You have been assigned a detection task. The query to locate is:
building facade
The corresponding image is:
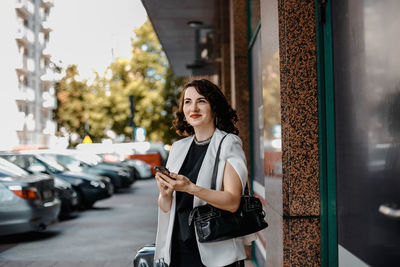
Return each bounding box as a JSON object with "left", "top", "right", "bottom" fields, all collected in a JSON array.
[
  {"left": 142, "top": 0, "right": 400, "bottom": 266},
  {"left": 0, "top": 0, "right": 56, "bottom": 150}
]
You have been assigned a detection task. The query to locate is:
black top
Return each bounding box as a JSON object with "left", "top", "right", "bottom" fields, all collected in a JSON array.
[
  {"left": 170, "top": 140, "right": 209, "bottom": 267},
  {"left": 175, "top": 140, "right": 209, "bottom": 239},
  {"left": 176, "top": 141, "right": 209, "bottom": 212}
]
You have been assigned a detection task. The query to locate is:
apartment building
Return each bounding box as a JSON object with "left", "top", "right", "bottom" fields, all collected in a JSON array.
[{"left": 0, "top": 0, "right": 56, "bottom": 150}]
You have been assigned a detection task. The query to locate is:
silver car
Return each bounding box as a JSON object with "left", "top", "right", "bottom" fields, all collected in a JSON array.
[{"left": 0, "top": 158, "right": 61, "bottom": 236}]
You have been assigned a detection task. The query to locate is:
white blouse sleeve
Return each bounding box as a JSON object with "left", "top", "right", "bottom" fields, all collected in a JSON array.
[{"left": 223, "top": 134, "right": 248, "bottom": 193}]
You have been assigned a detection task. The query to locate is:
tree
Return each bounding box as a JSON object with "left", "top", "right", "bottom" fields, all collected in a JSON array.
[
  {"left": 262, "top": 51, "right": 281, "bottom": 139},
  {"left": 53, "top": 65, "right": 88, "bottom": 142},
  {"left": 99, "top": 20, "right": 183, "bottom": 143},
  {"left": 153, "top": 68, "right": 185, "bottom": 144},
  {"left": 54, "top": 20, "right": 185, "bottom": 144},
  {"left": 85, "top": 72, "right": 112, "bottom": 142}
]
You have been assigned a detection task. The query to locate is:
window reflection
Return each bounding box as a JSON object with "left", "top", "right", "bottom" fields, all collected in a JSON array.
[
  {"left": 258, "top": 0, "right": 282, "bottom": 266},
  {"left": 261, "top": 1, "right": 281, "bottom": 178}
]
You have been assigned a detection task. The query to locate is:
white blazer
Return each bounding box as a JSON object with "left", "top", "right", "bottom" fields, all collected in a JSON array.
[{"left": 154, "top": 128, "right": 252, "bottom": 267}]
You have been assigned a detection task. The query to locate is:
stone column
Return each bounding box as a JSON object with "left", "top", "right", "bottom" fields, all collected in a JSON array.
[
  {"left": 230, "top": 0, "right": 250, "bottom": 163},
  {"left": 218, "top": 0, "right": 231, "bottom": 100},
  {"left": 278, "top": 0, "right": 321, "bottom": 265}
]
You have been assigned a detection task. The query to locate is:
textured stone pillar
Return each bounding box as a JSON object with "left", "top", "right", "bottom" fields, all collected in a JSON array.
[
  {"left": 219, "top": 0, "right": 231, "bottom": 100},
  {"left": 278, "top": 0, "right": 321, "bottom": 265},
  {"left": 230, "top": 0, "right": 250, "bottom": 162}
]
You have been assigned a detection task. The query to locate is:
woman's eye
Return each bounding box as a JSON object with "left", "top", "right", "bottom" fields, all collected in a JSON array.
[
  {"left": 198, "top": 99, "right": 206, "bottom": 103},
  {"left": 184, "top": 100, "right": 191, "bottom": 104}
]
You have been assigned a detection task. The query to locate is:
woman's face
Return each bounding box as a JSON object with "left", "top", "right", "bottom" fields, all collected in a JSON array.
[{"left": 183, "top": 87, "right": 214, "bottom": 130}]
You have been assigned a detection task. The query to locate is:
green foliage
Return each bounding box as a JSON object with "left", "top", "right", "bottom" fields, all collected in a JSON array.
[
  {"left": 53, "top": 65, "right": 88, "bottom": 140},
  {"left": 263, "top": 51, "right": 281, "bottom": 139},
  {"left": 54, "top": 20, "right": 185, "bottom": 145},
  {"left": 155, "top": 68, "right": 185, "bottom": 143}
]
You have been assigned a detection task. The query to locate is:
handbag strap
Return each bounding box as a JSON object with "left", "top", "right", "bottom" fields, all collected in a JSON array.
[
  {"left": 210, "top": 134, "right": 251, "bottom": 195},
  {"left": 210, "top": 134, "right": 228, "bottom": 190}
]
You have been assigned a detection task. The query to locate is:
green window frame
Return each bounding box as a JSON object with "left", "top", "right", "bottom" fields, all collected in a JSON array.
[{"left": 315, "top": 1, "right": 338, "bottom": 266}]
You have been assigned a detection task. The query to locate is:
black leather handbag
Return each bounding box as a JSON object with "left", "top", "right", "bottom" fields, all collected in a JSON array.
[{"left": 188, "top": 135, "right": 268, "bottom": 243}]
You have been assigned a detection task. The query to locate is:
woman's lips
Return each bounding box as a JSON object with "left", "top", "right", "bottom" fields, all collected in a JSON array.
[{"left": 190, "top": 114, "right": 201, "bottom": 118}]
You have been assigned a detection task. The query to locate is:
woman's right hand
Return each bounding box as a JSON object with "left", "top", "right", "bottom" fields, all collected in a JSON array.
[
  {"left": 155, "top": 172, "right": 174, "bottom": 213},
  {"left": 155, "top": 172, "right": 174, "bottom": 197}
]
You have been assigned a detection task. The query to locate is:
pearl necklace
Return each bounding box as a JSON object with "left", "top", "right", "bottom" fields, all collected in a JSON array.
[{"left": 194, "top": 136, "right": 212, "bottom": 145}]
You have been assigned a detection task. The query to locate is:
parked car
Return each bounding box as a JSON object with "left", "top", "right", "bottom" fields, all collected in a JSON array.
[
  {"left": 77, "top": 142, "right": 166, "bottom": 177},
  {"left": 53, "top": 176, "right": 79, "bottom": 218},
  {"left": 0, "top": 158, "right": 61, "bottom": 236},
  {"left": 0, "top": 152, "right": 113, "bottom": 209},
  {"left": 74, "top": 151, "right": 138, "bottom": 185},
  {"left": 121, "top": 158, "right": 153, "bottom": 180},
  {"left": 41, "top": 150, "right": 136, "bottom": 189},
  {"left": 0, "top": 154, "right": 78, "bottom": 218},
  {"left": 99, "top": 153, "right": 153, "bottom": 180}
]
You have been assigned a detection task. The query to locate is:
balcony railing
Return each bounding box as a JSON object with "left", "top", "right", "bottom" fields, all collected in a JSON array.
[
  {"left": 15, "top": 61, "right": 28, "bottom": 76},
  {"left": 41, "top": 0, "right": 54, "bottom": 9},
  {"left": 41, "top": 66, "right": 53, "bottom": 79},
  {"left": 41, "top": 20, "right": 52, "bottom": 33},
  {"left": 15, "top": 86, "right": 35, "bottom": 103},
  {"left": 15, "top": 24, "right": 28, "bottom": 46},
  {"left": 42, "top": 91, "right": 56, "bottom": 109},
  {"left": 15, "top": 23, "right": 34, "bottom": 46},
  {"left": 15, "top": 112, "right": 26, "bottom": 131},
  {"left": 42, "top": 47, "right": 51, "bottom": 59},
  {"left": 15, "top": 0, "right": 34, "bottom": 18},
  {"left": 43, "top": 120, "right": 56, "bottom": 135}
]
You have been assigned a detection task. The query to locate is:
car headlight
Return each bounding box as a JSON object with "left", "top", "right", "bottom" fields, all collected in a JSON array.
[
  {"left": 90, "top": 180, "right": 105, "bottom": 188},
  {"left": 117, "top": 170, "right": 129, "bottom": 177},
  {"left": 101, "top": 176, "right": 111, "bottom": 183}
]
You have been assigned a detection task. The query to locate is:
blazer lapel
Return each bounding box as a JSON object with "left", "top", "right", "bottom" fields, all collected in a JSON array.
[{"left": 167, "top": 135, "right": 194, "bottom": 174}]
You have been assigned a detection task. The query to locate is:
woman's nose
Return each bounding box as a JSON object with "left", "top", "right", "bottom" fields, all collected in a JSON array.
[{"left": 191, "top": 102, "right": 199, "bottom": 111}]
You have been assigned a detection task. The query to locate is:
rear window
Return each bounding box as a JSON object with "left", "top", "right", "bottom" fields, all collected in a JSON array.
[{"left": 0, "top": 158, "right": 29, "bottom": 177}]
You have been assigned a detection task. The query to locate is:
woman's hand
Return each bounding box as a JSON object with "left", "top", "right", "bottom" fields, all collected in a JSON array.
[
  {"left": 156, "top": 172, "right": 194, "bottom": 193},
  {"left": 155, "top": 172, "right": 174, "bottom": 197},
  {"left": 155, "top": 171, "right": 176, "bottom": 213}
]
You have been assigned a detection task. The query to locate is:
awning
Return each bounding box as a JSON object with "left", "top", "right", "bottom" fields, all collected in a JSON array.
[{"left": 141, "top": 0, "right": 217, "bottom": 77}]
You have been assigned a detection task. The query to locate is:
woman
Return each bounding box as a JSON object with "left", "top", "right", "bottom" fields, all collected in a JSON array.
[{"left": 154, "top": 79, "right": 250, "bottom": 267}]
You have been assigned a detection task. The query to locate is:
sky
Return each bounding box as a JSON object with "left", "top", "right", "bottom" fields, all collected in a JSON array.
[{"left": 48, "top": 0, "right": 148, "bottom": 79}]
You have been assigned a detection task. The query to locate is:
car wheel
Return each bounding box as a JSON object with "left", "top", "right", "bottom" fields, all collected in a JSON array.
[
  {"left": 76, "top": 190, "right": 86, "bottom": 210},
  {"left": 134, "top": 169, "right": 141, "bottom": 180},
  {"left": 86, "top": 201, "right": 95, "bottom": 208}
]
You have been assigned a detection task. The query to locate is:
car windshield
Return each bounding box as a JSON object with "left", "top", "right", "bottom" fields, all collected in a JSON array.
[
  {"left": 73, "top": 152, "right": 102, "bottom": 166},
  {"left": 0, "top": 157, "right": 29, "bottom": 177},
  {"left": 36, "top": 155, "right": 67, "bottom": 172},
  {"left": 50, "top": 154, "right": 87, "bottom": 171}
]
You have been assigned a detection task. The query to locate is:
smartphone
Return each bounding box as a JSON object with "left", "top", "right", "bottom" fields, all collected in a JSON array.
[{"left": 154, "top": 166, "right": 170, "bottom": 176}]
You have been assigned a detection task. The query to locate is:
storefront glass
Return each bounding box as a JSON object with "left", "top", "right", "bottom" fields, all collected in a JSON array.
[
  {"left": 331, "top": 0, "right": 400, "bottom": 265},
  {"left": 249, "top": 0, "right": 282, "bottom": 265}
]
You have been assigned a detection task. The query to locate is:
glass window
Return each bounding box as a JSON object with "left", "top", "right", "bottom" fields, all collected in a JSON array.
[
  {"left": 0, "top": 158, "right": 29, "bottom": 177},
  {"left": 250, "top": 0, "right": 281, "bottom": 265},
  {"left": 35, "top": 155, "right": 66, "bottom": 173},
  {"left": 332, "top": 1, "right": 400, "bottom": 265}
]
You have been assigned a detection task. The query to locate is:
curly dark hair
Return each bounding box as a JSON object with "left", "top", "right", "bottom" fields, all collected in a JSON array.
[{"left": 173, "top": 79, "right": 239, "bottom": 136}]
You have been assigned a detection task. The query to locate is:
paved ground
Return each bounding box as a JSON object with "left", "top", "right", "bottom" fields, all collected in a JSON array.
[
  {"left": 0, "top": 179, "right": 255, "bottom": 267},
  {"left": 0, "top": 179, "right": 159, "bottom": 267}
]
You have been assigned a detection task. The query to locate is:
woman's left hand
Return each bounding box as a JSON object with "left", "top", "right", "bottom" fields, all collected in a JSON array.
[{"left": 159, "top": 172, "right": 194, "bottom": 193}]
